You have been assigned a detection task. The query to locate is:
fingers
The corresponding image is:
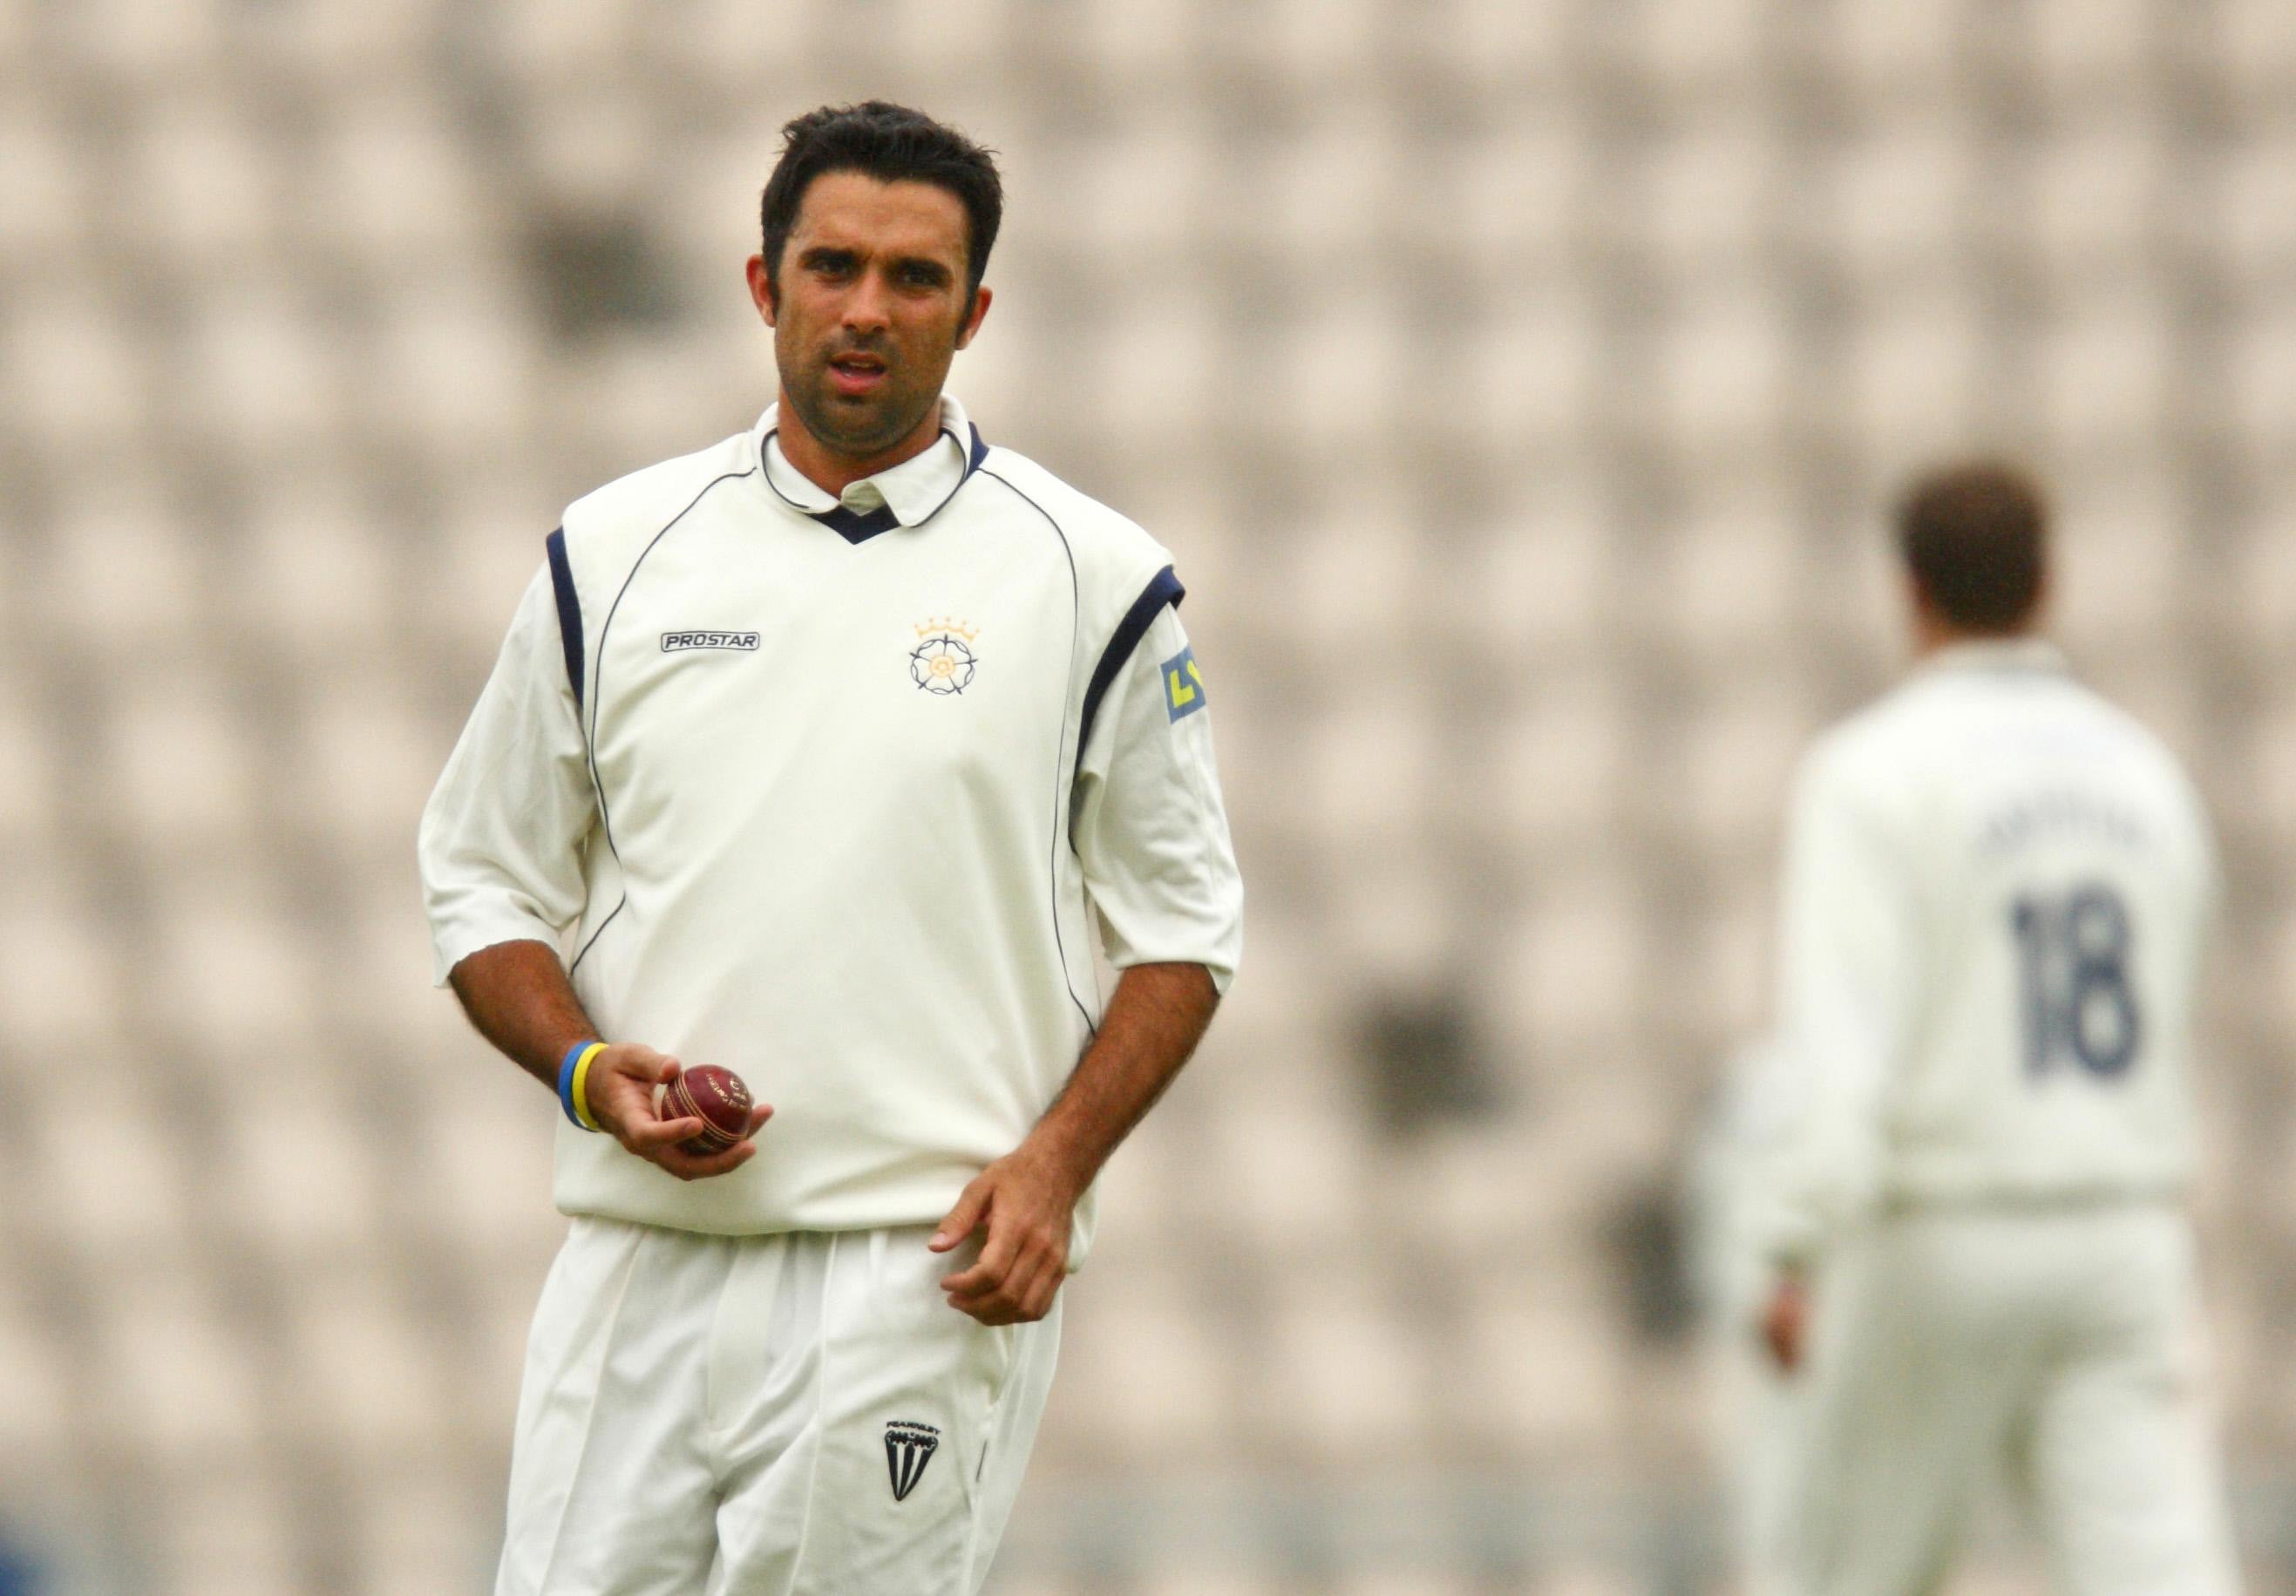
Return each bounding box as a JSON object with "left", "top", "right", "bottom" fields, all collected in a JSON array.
[
  {"left": 943, "top": 1212, "right": 1065, "bottom": 1323},
  {"left": 938, "top": 1211, "right": 1019, "bottom": 1298},
  {"left": 650, "top": 1137, "right": 759, "bottom": 1182},
  {"left": 630, "top": 1097, "right": 771, "bottom": 1180},
  {"left": 603, "top": 1045, "right": 678, "bottom": 1084},
  {"left": 948, "top": 1251, "right": 1063, "bottom": 1325},
  {"left": 627, "top": 1114, "right": 707, "bottom": 1151},
  {"left": 928, "top": 1174, "right": 992, "bottom": 1253}
]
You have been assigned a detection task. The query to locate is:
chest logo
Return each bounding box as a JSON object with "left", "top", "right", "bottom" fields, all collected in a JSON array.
[
  {"left": 661, "top": 630, "right": 759, "bottom": 653},
  {"left": 910, "top": 618, "right": 980, "bottom": 696}
]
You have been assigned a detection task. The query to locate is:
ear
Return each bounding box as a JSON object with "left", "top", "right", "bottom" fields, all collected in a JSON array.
[
  {"left": 746, "top": 255, "right": 778, "bottom": 327},
  {"left": 954, "top": 284, "right": 992, "bottom": 351}
]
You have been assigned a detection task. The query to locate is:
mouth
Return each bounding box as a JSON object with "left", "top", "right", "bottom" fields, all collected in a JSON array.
[{"left": 825, "top": 350, "right": 889, "bottom": 397}]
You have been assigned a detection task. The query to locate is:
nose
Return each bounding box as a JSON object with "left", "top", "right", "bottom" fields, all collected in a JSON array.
[{"left": 841, "top": 268, "right": 893, "bottom": 336}]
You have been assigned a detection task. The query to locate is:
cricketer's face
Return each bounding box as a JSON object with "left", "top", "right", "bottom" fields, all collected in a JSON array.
[{"left": 751, "top": 171, "right": 990, "bottom": 465}]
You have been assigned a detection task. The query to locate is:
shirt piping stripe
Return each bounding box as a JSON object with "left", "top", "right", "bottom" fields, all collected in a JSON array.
[
  {"left": 977, "top": 465, "right": 1098, "bottom": 1040},
  {"left": 545, "top": 526, "right": 584, "bottom": 712},
  {"left": 570, "top": 463, "right": 758, "bottom": 975},
  {"left": 1078, "top": 565, "right": 1185, "bottom": 758}
]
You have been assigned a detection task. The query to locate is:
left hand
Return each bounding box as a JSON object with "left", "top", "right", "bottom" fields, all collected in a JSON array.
[
  {"left": 1761, "top": 1273, "right": 1810, "bottom": 1373},
  {"left": 928, "top": 1144, "right": 1083, "bottom": 1325}
]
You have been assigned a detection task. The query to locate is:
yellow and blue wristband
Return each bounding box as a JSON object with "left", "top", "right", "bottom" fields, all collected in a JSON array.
[{"left": 557, "top": 1041, "right": 607, "bottom": 1131}]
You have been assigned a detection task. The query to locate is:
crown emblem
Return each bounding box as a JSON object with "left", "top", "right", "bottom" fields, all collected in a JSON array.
[{"left": 910, "top": 617, "right": 981, "bottom": 696}]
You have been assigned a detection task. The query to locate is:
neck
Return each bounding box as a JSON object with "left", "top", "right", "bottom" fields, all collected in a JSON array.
[
  {"left": 773, "top": 394, "right": 945, "bottom": 498},
  {"left": 1913, "top": 615, "right": 2036, "bottom": 660}
]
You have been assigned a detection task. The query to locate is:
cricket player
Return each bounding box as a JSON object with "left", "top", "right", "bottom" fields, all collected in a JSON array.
[
  {"left": 1752, "top": 463, "right": 2238, "bottom": 1595},
  {"left": 418, "top": 101, "right": 1242, "bottom": 1593}
]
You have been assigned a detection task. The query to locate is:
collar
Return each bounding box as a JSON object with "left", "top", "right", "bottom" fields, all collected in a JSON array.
[
  {"left": 755, "top": 395, "right": 988, "bottom": 544},
  {"left": 1917, "top": 636, "right": 2068, "bottom": 677}
]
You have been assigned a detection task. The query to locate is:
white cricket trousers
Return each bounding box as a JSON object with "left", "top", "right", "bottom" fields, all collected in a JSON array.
[
  {"left": 495, "top": 1217, "right": 1062, "bottom": 1596},
  {"left": 1784, "top": 1203, "right": 2238, "bottom": 1596}
]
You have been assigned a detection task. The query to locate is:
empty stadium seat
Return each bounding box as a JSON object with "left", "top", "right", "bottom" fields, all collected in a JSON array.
[
  {"left": 0, "top": 682, "right": 57, "bottom": 851},
  {"left": 90, "top": 1268, "right": 263, "bottom": 1464},
  {"left": 145, "top": 1462, "right": 301, "bottom": 1596},
  {"left": 216, "top": 1100, "right": 384, "bottom": 1263},
  {"left": 1475, "top": 676, "right": 1633, "bottom": 853},
  {"left": 275, "top": 1274, "right": 451, "bottom": 1453},
  {"left": 299, "top": 92, "right": 486, "bottom": 268},
  {"left": 2210, "top": 0, "right": 2296, "bottom": 113},
  {"left": 175, "top": 286, "right": 349, "bottom": 465},
  {"left": 2024, "top": 126, "right": 2164, "bottom": 293},
  {"left": 0, "top": 100, "right": 85, "bottom": 268},
  {"left": 145, "top": 889, "right": 324, "bottom": 1064},
  {"left": 1820, "top": 0, "right": 1965, "bottom": 105},
  {"left": 127, "top": 99, "right": 279, "bottom": 275},
  {"left": 2037, "top": 294, "right": 2175, "bottom": 457},
  {"left": 1253, "top": 1285, "right": 1430, "bottom": 1458},
  {"left": 5, "top": 289, "right": 151, "bottom": 457},
  {"left": 1056, "top": 1277, "right": 1240, "bottom": 1460}
]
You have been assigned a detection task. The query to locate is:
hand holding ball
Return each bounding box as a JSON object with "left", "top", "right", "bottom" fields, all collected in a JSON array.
[{"left": 662, "top": 1065, "right": 755, "bottom": 1155}]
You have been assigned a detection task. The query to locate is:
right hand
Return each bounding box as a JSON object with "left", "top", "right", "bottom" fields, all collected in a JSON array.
[{"left": 582, "top": 1043, "right": 772, "bottom": 1181}]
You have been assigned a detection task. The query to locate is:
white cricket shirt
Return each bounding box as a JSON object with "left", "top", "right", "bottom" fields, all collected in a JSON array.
[
  {"left": 419, "top": 397, "right": 1244, "bottom": 1252},
  {"left": 1763, "top": 640, "right": 2214, "bottom": 1263}
]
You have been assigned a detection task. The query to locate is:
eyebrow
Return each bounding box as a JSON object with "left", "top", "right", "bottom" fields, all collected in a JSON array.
[{"left": 796, "top": 244, "right": 955, "bottom": 283}]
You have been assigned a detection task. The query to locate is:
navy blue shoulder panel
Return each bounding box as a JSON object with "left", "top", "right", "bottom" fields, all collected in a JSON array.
[
  {"left": 1077, "top": 565, "right": 1185, "bottom": 757},
  {"left": 545, "top": 527, "right": 585, "bottom": 712}
]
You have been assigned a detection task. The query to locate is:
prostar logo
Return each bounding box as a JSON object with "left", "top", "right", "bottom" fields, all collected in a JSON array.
[{"left": 662, "top": 630, "right": 760, "bottom": 652}]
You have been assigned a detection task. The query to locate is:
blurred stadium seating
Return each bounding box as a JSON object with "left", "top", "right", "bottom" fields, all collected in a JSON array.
[{"left": 4, "top": 0, "right": 2296, "bottom": 1590}]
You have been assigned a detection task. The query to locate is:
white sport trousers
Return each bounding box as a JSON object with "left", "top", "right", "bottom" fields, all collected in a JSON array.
[
  {"left": 495, "top": 1218, "right": 1061, "bottom": 1595},
  {"left": 1784, "top": 1204, "right": 2238, "bottom": 1596}
]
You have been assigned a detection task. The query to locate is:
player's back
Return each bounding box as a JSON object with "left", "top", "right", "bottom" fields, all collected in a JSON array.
[{"left": 1801, "top": 640, "right": 2215, "bottom": 1207}]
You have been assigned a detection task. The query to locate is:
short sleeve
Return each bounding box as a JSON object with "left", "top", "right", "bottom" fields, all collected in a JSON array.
[
  {"left": 418, "top": 561, "right": 600, "bottom": 984},
  {"left": 1071, "top": 604, "right": 1244, "bottom": 993}
]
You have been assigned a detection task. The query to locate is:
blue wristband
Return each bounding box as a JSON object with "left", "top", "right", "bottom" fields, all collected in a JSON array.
[{"left": 557, "top": 1041, "right": 607, "bottom": 1131}]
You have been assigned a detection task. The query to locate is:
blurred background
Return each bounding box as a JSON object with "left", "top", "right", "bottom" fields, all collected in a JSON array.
[{"left": 4, "top": 0, "right": 2296, "bottom": 1590}]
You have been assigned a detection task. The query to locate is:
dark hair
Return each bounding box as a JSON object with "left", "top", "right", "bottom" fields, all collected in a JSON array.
[
  {"left": 1894, "top": 460, "right": 2048, "bottom": 633},
  {"left": 758, "top": 101, "right": 1002, "bottom": 296}
]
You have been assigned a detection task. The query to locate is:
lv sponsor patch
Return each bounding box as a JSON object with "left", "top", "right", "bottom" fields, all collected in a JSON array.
[{"left": 1162, "top": 645, "right": 1206, "bottom": 723}]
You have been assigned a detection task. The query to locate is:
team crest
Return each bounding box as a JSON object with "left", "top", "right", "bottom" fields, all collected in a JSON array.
[
  {"left": 883, "top": 1420, "right": 941, "bottom": 1502},
  {"left": 910, "top": 618, "right": 980, "bottom": 696}
]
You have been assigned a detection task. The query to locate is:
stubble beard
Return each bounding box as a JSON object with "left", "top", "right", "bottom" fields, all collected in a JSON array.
[{"left": 778, "top": 331, "right": 943, "bottom": 464}]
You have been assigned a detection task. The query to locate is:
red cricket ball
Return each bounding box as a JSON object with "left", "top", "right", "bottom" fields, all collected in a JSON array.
[{"left": 662, "top": 1065, "right": 753, "bottom": 1156}]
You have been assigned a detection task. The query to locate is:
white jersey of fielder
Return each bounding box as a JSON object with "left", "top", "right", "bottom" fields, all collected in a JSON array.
[
  {"left": 1764, "top": 638, "right": 2215, "bottom": 1263},
  {"left": 419, "top": 397, "right": 1244, "bottom": 1260}
]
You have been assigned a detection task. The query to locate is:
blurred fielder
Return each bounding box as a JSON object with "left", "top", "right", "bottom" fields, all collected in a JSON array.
[
  {"left": 1751, "top": 464, "right": 2238, "bottom": 1595},
  {"left": 419, "top": 102, "right": 1242, "bottom": 1593}
]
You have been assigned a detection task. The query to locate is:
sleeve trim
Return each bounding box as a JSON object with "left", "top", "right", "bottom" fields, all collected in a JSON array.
[
  {"left": 545, "top": 527, "right": 585, "bottom": 713},
  {"left": 1078, "top": 565, "right": 1184, "bottom": 758}
]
